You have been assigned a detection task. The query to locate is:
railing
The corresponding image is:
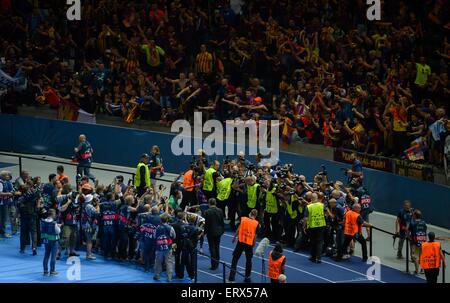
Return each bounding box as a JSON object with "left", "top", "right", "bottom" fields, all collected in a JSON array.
[
  {"left": 369, "top": 226, "right": 411, "bottom": 273},
  {"left": 196, "top": 250, "right": 250, "bottom": 283},
  {"left": 0, "top": 151, "right": 175, "bottom": 186},
  {"left": 443, "top": 250, "right": 449, "bottom": 283}
]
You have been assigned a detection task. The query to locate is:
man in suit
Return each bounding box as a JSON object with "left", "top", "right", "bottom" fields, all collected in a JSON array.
[{"left": 204, "top": 198, "right": 224, "bottom": 270}]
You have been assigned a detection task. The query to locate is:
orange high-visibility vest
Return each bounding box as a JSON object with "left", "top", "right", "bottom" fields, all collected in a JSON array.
[
  {"left": 420, "top": 242, "right": 442, "bottom": 269},
  {"left": 183, "top": 170, "right": 195, "bottom": 192},
  {"left": 344, "top": 210, "right": 361, "bottom": 236},
  {"left": 57, "top": 174, "right": 69, "bottom": 183},
  {"left": 238, "top": 217, "right": 258, "bottom": 246},
  {"left": 268, "top": 252, "right": 286, "bottom": 280}
]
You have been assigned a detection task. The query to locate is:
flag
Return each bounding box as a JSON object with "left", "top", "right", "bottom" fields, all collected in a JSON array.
[
  {"left": 57, "top": 99, "right": 79, "bottom": 121},
  {"left": 282, "top": 117, "right": 294, "bottom": 145},
  {"left": 404, "top": 144, "right": 424, "bottom": 161}
]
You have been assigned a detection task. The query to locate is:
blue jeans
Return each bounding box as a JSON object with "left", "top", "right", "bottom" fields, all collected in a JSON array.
[
  {"left": 20, "top": 215, "right": 37, "bottom": 250},
  {"left": 43, "top": 240, "right": 58, "bottom": 273},
  {"left": 143, "top": 239, "right": 156, "bottom": 271},
  {"left": 0, "top": 205, "right": 6, "bottom": 235},
  {"left": 102, "top": 227, "right": 117, "bottom": 258},
  {"left": 77, "top": 163, "right": 96, "bottom": 182},
  {"left": 160, "top": 96, "right": 171, "bottom": 108}
]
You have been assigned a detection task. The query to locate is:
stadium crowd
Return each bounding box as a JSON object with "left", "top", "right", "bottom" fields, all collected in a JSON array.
[{"left": 0, "top": 0, "right": 449, "bottom": 166}]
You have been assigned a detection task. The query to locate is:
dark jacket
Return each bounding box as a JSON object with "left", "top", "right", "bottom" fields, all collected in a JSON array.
[{"left": 204, "top": 206, "right": 225, "bottom": 237}]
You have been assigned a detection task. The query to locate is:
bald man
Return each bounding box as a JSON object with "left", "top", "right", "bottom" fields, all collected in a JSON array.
[
  {"left": 335, "top": 203, "right": 371, "bottom": 262},
  {"left": 74, "top": 134, "right": 97, "bottom": 185},
  {"left": 304, "top": 193, "right": 326, "bottom": 263}
]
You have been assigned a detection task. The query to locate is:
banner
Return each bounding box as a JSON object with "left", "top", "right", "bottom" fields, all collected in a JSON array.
[
  {"left": 333, "top": 148, "right": 393, "bottom": 172},
  {"left": 394, "top": 159, "right": 434, "bottom": 182}
]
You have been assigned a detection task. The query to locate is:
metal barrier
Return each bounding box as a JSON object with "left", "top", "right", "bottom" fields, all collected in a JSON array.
[
  {"left": 443, "top": 250, "right": 449, "bottom": 283},
  {"left": 196, "top": 249, "right": 249, "bottom": 283},
  {"left": 0, "top": 151, "right": 175, "bottom": 185},
  {"left": 369, "top": 226, "right": 411, "bottom": 274}
]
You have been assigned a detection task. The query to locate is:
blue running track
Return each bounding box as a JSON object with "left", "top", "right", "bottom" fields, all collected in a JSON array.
[{"left": 0, "top": 225, "right": 424, "bottom": 283}]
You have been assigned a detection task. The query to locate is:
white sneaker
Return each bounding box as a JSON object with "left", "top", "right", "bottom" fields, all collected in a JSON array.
[{"left": 86, "top": 255, "right": 96, "bottom": 260}]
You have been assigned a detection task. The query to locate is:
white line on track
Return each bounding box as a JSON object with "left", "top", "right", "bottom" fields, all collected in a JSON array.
[
  {"left": 202, "top": 242, "right": 335, "bottom": 283},
  {"left": 221, "top": 233, "right": 385, "bottom": 283}
]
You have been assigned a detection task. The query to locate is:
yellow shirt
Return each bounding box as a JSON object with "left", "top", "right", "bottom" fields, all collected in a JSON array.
[{"left": 196, "top": 52, "right": 213, "bottom": 74}]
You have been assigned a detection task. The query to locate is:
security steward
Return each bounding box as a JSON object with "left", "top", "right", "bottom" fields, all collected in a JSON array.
[
  {"left": 135, "top": 154, "right": 151, "bottom": 197},
  {"left": 335, "top": 203, "right": 371, "bottom": 262},
  {"left": 283, "top": 191, "right": 300, "bottom": 248},
  {"left": 420, "top": 232, "right": 445, "bottom": 283},
  {"left": 215, "top": 172, "right": 233, "bottom": 224},
  {"left": 304, "top": 193, "right": 326, "bottom": 263},
  {"left": 268, "top": 242, "right": 286, "bottom": 283},
  {"left": 261, "top": 179, "right": 280, "bottom": 242},
  {"left": 180, "top": 164, "right": 197, "bottom": 210},
  {"left": 228, "top": 209, "right": 260, "bottom": 283},
  {"left": 202, "top": 161, "right": 220, "bottom": 201},
  {"left": 244, "top": 176, "right": 261, "bottom": 218}
]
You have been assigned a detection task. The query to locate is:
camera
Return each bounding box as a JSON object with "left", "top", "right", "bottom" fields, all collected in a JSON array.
[
  {"left": 341, "top": 168, "right": 350, "bottom": 175},
  {"left": 317, "top": 165, "right": 328, "bottom": 176},
  {"left": 70, "top": 191, "right": 78, "bottom": 200},
  {"left": 246, "top": 163, "right": 256, "bottom": 171}
]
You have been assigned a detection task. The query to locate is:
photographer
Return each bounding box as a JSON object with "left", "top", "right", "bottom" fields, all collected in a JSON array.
[
  {"left": 74, "top": 134, "right": 97, "bottom": 185},
  {"left": 114, "top": 175, "right": 127, "bottom": 194},
  {"left": 0, "top": 170, "right": 18, "bottom": 238},
  {"left": 356, "top": 187, "right": 374, "bottom": 240},
  {"left": 139, "top": 205, "right": 160, "bottom": 271},
  {"left": 99, "top": 192, "right": 121, "bottom": 260},
  {"left": 58, "top": 184, "right": 82, "bottom": 258},
  {"left": 395, "top": 200, "right": 414, "bottom": 259},
  {"left": 324, "top": 198, "right": 345, "bottom": 257},
  {"left": 177, "top": 213, "right": 202, "bottom": 280},
  {"left": 345, "top": 153, "right": 364, "bottom": 188},
  {"left": 117, "top": 195, "right": 138, "bottom": 261},
  {"left": 81, "top": 191, "right": 99, "bottom": 261},
  {"left": 18, "top": 182, "right": 40, "bottom": 255}
]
